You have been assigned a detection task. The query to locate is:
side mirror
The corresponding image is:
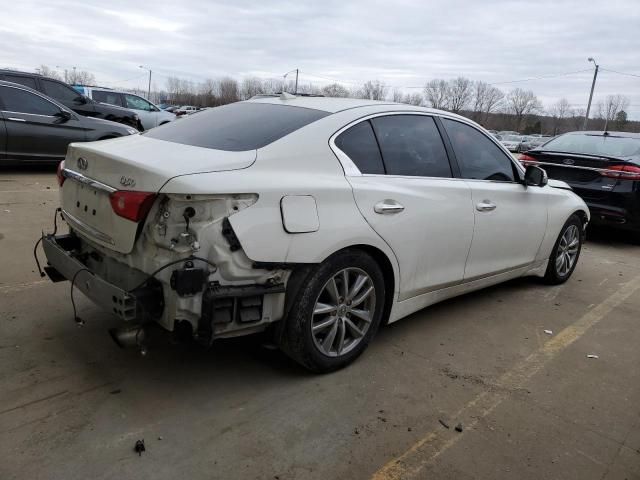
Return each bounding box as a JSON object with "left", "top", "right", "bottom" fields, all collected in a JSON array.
[
  {"left": 74, "top": 96, "right": 88, "bottom": 105},
  {"left": 54, "top": 110, "right": 72, "bottom": 122},
  {"left": 524, "top": 165, "right": 548, "bottom": 187}
]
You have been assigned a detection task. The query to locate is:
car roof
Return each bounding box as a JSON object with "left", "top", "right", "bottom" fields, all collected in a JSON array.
[{"left": 246, "top": 94, "right": 446, "bottom": 114}]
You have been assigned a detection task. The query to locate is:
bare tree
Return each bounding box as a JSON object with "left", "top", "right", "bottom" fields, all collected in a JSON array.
[
  {"left": 403, "top": 92, "right": 423, "bottom": 106},
  {"left": 447, "top": 77, "right": 473, "bottom": 113},
  {"left": 240, "top": 77, "right": 265, "bottom": 100},
  {"left": 597, "top": 94, "right": 630, "bottom": 128},
  {"left": 471, "top": 81, "right": 504, "bottom": 124},
  {"left": 392, "top": 89, "right": 404, "bottom": 103},
  {"left": 549, "top": 98, "right": 571, "bottom": 134},
  {"left": 37, "top": 65, "right": 61, "bottom": 80},
  {"left": 217, "top": 77, "right": 240, "bottom": 105},
  {"left": 506, "top": 88, "right": 542, "bottom": 131},
  {"left": 63, "top": 69, "right": 95, "bottom": 85},
  {"left": 570, "top": 108, "right": 586, "bottom": 130},
  {"left": 357, "top": 80, "right": 387, "bottom": 101},
  {"left": 423, "top": 79, "right": 449, "bottom": 110},
  {"left": 322, "top": 83, "right": 350, "bottom": 98}
]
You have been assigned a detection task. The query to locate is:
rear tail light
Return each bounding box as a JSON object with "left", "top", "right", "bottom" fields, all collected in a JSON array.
[
  {"left": 109, "top": 191, "right": 157, "bottom": 222},
  {"left": 56, "top": 160, "right": 66, "bottom": 186},
  {"left": 518, "top": 154, "right": 538, "bottom": 166},
  {"left": 600, "top": 165, "right": 640, "bottom": 180}
]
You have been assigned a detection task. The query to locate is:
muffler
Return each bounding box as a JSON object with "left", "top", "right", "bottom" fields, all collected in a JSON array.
[{"left": 109, "top": 325, "right": 146, "bottom": 349}]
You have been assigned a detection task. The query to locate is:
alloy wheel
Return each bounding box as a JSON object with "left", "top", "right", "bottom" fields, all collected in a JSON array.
[
  {"left": 311, "top": 267, "right": 376, "bottom": 357},
  {"left": 555, "top": 224, "right": 580, "bottom": 277}
]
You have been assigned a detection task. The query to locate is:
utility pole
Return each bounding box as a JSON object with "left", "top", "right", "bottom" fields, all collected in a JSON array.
[
  {"left": 139, "top": 65, "right": 152, "bottom": 101},
  {"left": 583, "top": 57, "right": 599, "bottom": 130},
  {"left": 283, "top": 69, "right": 299, "bottom": 95},
  {"left": 294, "top": 68, "right": 298, "bottom": 95}
]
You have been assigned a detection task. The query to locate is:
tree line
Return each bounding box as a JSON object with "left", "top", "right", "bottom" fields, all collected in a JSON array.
[{"left": 33, "top": 65, "right": 637, "bottom": 134}]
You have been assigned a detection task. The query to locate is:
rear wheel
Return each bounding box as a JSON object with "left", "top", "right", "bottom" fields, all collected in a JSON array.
[
  {"left": 279, "top": 250, "right": 385, "bottom": 373},
  {"left": 543, "top": 214, "right": 583, "bottom": 284}
]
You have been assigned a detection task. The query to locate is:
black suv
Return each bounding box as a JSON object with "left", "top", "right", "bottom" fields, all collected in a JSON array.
[{"left": 0, "top": 70, "right": 142, "bottom": 131}]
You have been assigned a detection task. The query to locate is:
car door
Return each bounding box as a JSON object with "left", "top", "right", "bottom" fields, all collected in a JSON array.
[
  {"left": 335, "top": 114, "right": 474, "bottom": 300},
  {"left": 0, "top": 85, "right": 86, "bottom": 162},
  {"left": 123, "top": 93, "right": 156, "bottom": 129},
  {"left": 440, "top": 118, "right": 547, "bottom": 280}
]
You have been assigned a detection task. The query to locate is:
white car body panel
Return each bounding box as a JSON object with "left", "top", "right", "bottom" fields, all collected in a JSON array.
[{"left": 53, "top": 96, "right": 590, "bottom": 336}]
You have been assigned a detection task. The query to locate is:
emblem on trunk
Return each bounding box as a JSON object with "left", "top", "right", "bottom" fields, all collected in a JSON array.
[
  {"left": 77, "top": 157, "right": 88, "bottom": 170},
  {"left": 563, "top": 158, "right": 575, "bottom": 165},
  {"left": 120, "top": 176, "right": 136, "bottom": 187}
]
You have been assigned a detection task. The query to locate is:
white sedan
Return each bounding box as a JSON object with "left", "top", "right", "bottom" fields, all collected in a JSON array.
[{"left": 41, "top": 95, "right": 589, "bottom": 372}]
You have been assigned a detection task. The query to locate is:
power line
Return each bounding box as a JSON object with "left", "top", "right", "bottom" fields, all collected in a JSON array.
[
  {"left": 601, "top": 68, "right": 640, "bottom": 79},
  {"left": 488, "top": 69, "right": 592, "bottom": 85}
]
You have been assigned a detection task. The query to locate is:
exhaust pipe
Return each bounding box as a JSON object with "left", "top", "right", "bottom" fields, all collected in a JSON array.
[{"left": 109, "top": 325, "right": 146, "bottom": 349}]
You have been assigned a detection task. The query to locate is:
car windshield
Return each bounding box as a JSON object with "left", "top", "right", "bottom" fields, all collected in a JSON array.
[
  {"left": 503, "top": 135, "right": 521, "bottom": 141},
  {"left": 540, "top": 134, "right": 640, "bottom": 158},
  {"left": 144, "top": 102, "right": 329, "bottom": 151}
]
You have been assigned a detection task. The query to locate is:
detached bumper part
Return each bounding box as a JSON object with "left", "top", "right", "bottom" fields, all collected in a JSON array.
[{"left": 41, "top": 234, "right": 163, "bottom": 321}]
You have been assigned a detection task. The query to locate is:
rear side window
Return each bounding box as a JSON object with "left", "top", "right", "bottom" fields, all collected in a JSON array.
[
  {"left": 541, "top": 133, "right": 640, "bottom": 158},
  {"left": 0, "top": 86, "right": 60, "bottom": 115},
  {"left": 144, "top": 102, "right": 329, "bottom": 151},
  {"left": 371, "top": 115, "right": 452, "bottom": 177},
  {"left": 93, "top": 90, "right": 123, "bottom": 107},
  {"left": 334, "top": 121, "right": 385, "bottom": 174},
  {"left": 442, "top": 118, "right": 516, "bottom": 182},
  {"left": 41, "top": 79, "right": 82, "bottom": 104},
  {"left": 3, "top": 75, "right": 37, "bottom": 89},
  {"left": 124, "top": 94, "right": 153, "bottom": 111}
]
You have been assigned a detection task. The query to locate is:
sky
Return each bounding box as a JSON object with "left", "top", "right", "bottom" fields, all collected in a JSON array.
[{"left": 2, "top": 0, "right": 639, "bottom": 118}]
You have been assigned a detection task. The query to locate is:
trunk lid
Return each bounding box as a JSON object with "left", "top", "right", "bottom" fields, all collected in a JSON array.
[{"left": 61, "top": 135, "right": 256, "bottom": 253}]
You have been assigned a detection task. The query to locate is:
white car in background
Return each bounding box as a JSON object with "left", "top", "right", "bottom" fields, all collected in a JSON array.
[
  {"left": 41, "top": 95, "right": 589, "bottom": 373},
  {"left": 176, "top": 105, "right": 199, "bottom": 115},
  {"left": 74, "top": 86, "right": 175, "bottom": 130}
]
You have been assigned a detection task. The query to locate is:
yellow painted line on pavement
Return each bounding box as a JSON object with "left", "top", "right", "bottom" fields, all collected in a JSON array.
[{"left": 372, "top": 274, "right": 640, "bottom": 480}]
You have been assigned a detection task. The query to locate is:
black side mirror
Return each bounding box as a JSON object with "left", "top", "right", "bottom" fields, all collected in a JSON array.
[
  {"left": 74, "top": 96, "right": 88, "bottom": 105},
  {"left": 524, "top": 165, "right": 548, "bottom": 187},
  {"left": 54, "top": 110, "right": 72, "bottom": 122}
]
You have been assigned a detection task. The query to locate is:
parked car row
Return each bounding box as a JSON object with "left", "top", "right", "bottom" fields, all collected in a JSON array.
[
  {"left": 0, "top": 69, "right": 142, "bottom": 130},
  {"left": 0, "top": 80, "right": 137, "bottom": 163},
  {"left": 73, "top": 86, "right": 176, "bottom": 130}
]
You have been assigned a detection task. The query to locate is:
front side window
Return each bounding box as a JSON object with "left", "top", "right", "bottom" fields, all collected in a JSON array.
[
  {"left": 0, "top": 86, "right": 60, "bottom": 115},
  {"left": 93, "top": 90, "right": 123, "bottom": 107},
  {"left": 442, "top": 118, "right": 516, "bottom": 182},
  {"left": 124, "top": 94, "right": 152, "bottom": 111},
  {"left": 41, "top": 79, "right": 83, "bottom": 104},
  {"left": 371, "top": 115, "right": 452, "bottom": 177},
  {"left": 334, "top": 120, "right": 385, "bottom": 174}
]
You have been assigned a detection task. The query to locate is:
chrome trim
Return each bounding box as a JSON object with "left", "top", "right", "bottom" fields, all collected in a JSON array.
[
  {"left": 62, "top": 168, "right": 117, "bottom": 193},
  {"left": 62, "top": 209, "right": 115, "bottom": 245},
  {"left": 6, "top": 117, "right": 26, "bottom": 122}
]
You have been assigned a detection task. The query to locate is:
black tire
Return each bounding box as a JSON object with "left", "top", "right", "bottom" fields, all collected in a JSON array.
[
  {"left": 279, "top": 250, "right": 386, "bottom": 373},
  {"left": 543, "top": 214, "right": 584, "bottom": 285}
]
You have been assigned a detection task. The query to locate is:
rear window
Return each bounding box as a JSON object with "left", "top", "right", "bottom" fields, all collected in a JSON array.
[
  {"left": 541, "top": 134, "right": 640, "bottom": 158},
  {"left": 144, "top": 102, "right": 329, "bottom": 151}
]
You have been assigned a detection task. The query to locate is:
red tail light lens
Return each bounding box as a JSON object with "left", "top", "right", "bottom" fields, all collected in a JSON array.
[
  {"left": 518, "top": 154, "right": 538, "bottom": 166},
  {"left": 600, "top": 164, "right": 640, "bottom": 180},
  {"left": 56, "top": 160, "right": 66, "bottom": 186},
  {"left": 109, "top": 191, "right": 157, "bottom": 222}
]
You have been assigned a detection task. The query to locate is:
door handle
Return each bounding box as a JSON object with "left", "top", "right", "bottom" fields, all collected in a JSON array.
[
  {"left": 7, "top": 117, "right": 26, "bottom": 122},
  {"left": 476, "top": 201, "right": 497, "bottom": 212},
  {"left": 374, "top": 201, "right": 405, "bottom": 214}
]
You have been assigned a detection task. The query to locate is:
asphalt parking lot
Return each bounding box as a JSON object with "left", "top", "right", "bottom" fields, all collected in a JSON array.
[{"left": 1, "top": 168, "right": 639, "bottom": 480}]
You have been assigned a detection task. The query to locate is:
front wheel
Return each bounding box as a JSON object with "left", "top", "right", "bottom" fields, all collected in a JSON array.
[
  {"left": 279, "top": 250, "right": 386, "bottom": 373},
  {"left": 543, "top": 214, "right": 584, "bottom": 284}
]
